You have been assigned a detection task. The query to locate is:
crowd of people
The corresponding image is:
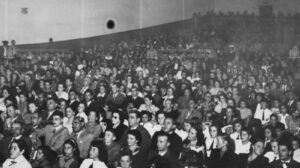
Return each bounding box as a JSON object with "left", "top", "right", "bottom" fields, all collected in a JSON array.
[{"left": 0, "top": 10, "right": 300, "bottom": 168}]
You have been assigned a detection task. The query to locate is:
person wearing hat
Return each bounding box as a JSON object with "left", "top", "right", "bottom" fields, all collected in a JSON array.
[
  {"left": 37, "top": 110, "right": 69, "bottom": 154},
  {"left": 254, "top": 98, "right": 273, "bottom": 125}
]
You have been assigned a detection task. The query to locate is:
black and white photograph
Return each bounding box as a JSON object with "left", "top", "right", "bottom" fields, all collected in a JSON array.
[{"left": 0, "top": 0, "right": 300, "bottom": 168}]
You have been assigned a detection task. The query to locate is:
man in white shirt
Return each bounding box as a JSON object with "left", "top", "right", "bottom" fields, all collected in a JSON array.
[{"left": 254, "top": 99, "right": 273, "bottom": 125}]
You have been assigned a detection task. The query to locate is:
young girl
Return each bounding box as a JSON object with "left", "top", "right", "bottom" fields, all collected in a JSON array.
[
  {"left": 31, "top": 146, "right": 55, "bottom": 168},
  {"left": 80, "top": 140, "right": 108, "bottom": 168},
  {"left": 235, "top": 128, "right": 252, "bottom": 155},
  {"left": 3, "top": 139, "right": 31, "bottom": 168},
  {"left": 57, "top": 139, "right": 79, "bottom": 168}
]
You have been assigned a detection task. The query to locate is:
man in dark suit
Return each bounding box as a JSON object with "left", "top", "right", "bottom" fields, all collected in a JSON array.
[
  {"left": 67, "top": 89, "right": 80, "bottom": 112},
  {"left": 106, "top": 83, "right": 126, "bottom": 109},
  {"left": 151, "top": 85, "right": 162, "bottom": 107},
  {"left": 147, "top": 132, "right": 179, "bottom": 168},
  {"left": 41, "top": 97, "right": 58, "bottom": 126},
  {"left": 126, "top": 87, "right": 144, "bottom": 109},
  {"left": 270, "top": 140, "right": 300, "bottom": 168},
  {"left": 84, "top": 89, "right": 102, "bottom": 114}
]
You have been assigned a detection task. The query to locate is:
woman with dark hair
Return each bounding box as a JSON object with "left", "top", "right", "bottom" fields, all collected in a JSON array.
[
  {"left": 239, "top": 139, "right": 269, "bottom": 168},
  {"left": 180, "top": 122, "right": 205, "bottom": 168},
  {"left": 80, "top": 140, "right": 108, "bottom": 168},
  {"left": 112, "top": 111, "right": 128, "bottom": 142},
  {"left": 31, "top": 146, "right": 55, "bottom": 168},
  {"left": 86, "top": 110, "right": 102, "bottom": 138},
  {"left": 206, "top": 134, "right": 240, "bottom": 168},
  {"left": 124, "top": 129, "right": 147, "bottom": 168},
  {"left": 57, "top": 139, "right": 79, "bottom": 168},
  {"left": 2, "top": 139, "right": 31, "bottom": 168}
]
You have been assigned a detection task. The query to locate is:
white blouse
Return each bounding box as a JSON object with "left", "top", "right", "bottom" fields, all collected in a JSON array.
[
  {"left": 235, "top": 140, "right": 251, "bottom": 154},
  {"left": 80, "top": 159, "right": 108, "bottom": 168},
  {"left": 2, "top": 155, "right": 32, "bottom": 168}
]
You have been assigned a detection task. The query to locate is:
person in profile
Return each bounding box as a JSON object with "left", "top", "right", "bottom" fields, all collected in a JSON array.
[{"left": 269, "top": 140, "right": 300, "bottom": 168}]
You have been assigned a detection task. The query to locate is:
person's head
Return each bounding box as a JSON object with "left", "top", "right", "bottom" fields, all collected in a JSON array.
[
  {"left": 188, "top": 99, "right": 196, "bottom": 109},
  {"left": 127, "top": 130, "right": 142, "bottom": 147},
  {"left": 163, "top": 117, "right": 176, "bottom": 133},
  {"left": 275, "top": 124, "right": 285, "bottom": 138},
  {"left": 111, "top": 84, "right": 118, "bottom": 94},
  {"left": 291, "top": 136, "right": 300, "bottom": 150},
  {"left": 83, "top": 77, "right": 91, "bottom": 87},
  {"left": 9, "top": 139, "right": 29, "bottom": 160},
  {"left": 217, "top": 134, "right": 235, "bottom": 152},
  {"left": 57, "top": 83, "right": 65, "bottom": 92},
  {"left": 84, "top": 89, "right": 93, "bottom": 102},
  {"left": 104, "top": 128, "right": 116, "bottom": 146},
  {"left": 36, "top": 145, "right": 55, "bottom": 162},
  {"left": 7, "top": 104, "right": 17, "bottom": 118},
  {"left": 31, "top": 112, "right": 42, "bottom": 127},
  {"left": 89, "top": 140, "right": 108, "bottom": 163},
  {"left": 12, "top": 121, "right": 24, "bottom": 137},
  {"left": 270, "top": 139, "right": 279, "bottom": 154},
  {"left": 225, "top": 106, "right": 234, "bottom": 117},
  {"left": 119, "top": 151, "right": 133, "bottom": 168},
  {"left": 280, "top": 104, "right": 288, "bottom": 114},
  {"left": 270, "top": 114, "right": 278, "bottom": 126},
  {"left": 156, "top": 111, "right": 166, "bottom": 126},
  {"left": 188, "top": 124, "right": 205, "bottom": 144},
  {"left": 144, "top": 96, "right": 153, "bottom": 106},
  {"left": 28, "top": 102, "right": 38, "bottom": 113},
  {"left": 128, "top": 111, "right": 141, "bottom": 128},
  {"left": 233, "top": 119, "right": 243, "bottom": 133},
  {"left": 209, "top": 125, "right": 219, "bottom": 138},
  {"left": 264, "top": 126, "right": 274, "bottom": 139},
  {"left": 52, "top": 111, "right": 64, "bottom": 127},
  {"left": 141, "top": 111, "right": 152, "bottom": 123},
  {"left": 157, "top": 132, "right": 170, "bottom": 152},
  {"left": 112, "top": 110, "right": 124, "bottom": 126},
  {"left": 72, "top": 116, "right": 85, "bottom": 133},
  {"left": 164, "top": 99, "right": 173, "bottom": 109},
  {"left": 77, "top": 103, "right": 86, "bottom": 113},
  {"left": 65, "top": 107, "right": 75, "bottom": 118},
  {"left": 69, "top": 90, "right": 77, "bottom": 100},
  {"left": 251, "top": 139, "right": 264, "bottom": 156},
  {"left": 47, "top": 98, "right": 57, "bottom": 111},
  {"left": 241, "top": 128, "right": 252, "bottom": 143},
  {"left": 88, "top": 110, "right": 99, "bottom": 123},
  {"left": 131, "top": 87, "right": 138, "bottom": 97},
  {"left": 278, "top": 140, "right": 293, "bottom": 161},
  {"left": 63, "top": 139, "right": 79, "bottom": 158}
]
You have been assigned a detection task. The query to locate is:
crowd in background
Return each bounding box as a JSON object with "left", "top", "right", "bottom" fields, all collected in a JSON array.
[{"left": 0, "top": 11, "right": 300, "bottom": 168}]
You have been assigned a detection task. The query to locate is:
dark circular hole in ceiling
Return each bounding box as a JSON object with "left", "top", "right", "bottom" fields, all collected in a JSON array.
[{"left": 107, "top": 20, "right": 115, "bottom": 29}]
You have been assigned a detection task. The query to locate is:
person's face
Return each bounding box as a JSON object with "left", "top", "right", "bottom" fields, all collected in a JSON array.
[
  {"left": 189, "top": 100, "right": 195, "bottom": 109},
  {"left": 292, "top": 140, "right": 299, "bottom": 150},
  {"left": 52, "top": 116, "right": 62, "bottom": 127},
  {"left": 279, "top": 145, "right": 291, "bottom": 161},
  {"left": 253, "top": 141, "right": 264, "bottom": 156},
  {"left": 210, "top": 126, "right": 218, "bottom": 138},
  {"left": 64, "top": 143, "right": 74, "bottom": 157},
  {"left": 112, "top": 85, "right": 117, "bottom": 93},
  {"left": 58, "top": 84, "right": 64, "bottom": 91},
  {"left": 45, "top": 82, "right": 51, "bottom": 89},
  {"left": 264, "top": 128, "right": 272, "bottom": 138},
  {"left": 163, "top": 118, "right": 174, "bottom": 133},
  {"left": 100, "top": 86, "right": 105, "bottom": 93},
  {"left": 88, "top": 111, "right": 97, "bottom": 123},
  {"left": 241, "top": 131, "right": 250, "bottom": 142},
  {"left": 280, "top": 106, "right": 287, "bottom": 114},
  {"left": 12, "top": 123, "right": 23, "bottom": 137},
  {"left": 85, "top": 92, "right": 92, "bottom": 101},
  {"left": 127, "top": 134, "right": 138, "bottom": 147},
  {"left": 78, "top": 103, "right": 85, "bottom": 113},
  {"left": 167, "top": 88, "right": 173, "bottom": 96},
  {"left": 31, "top": 113, "right": 41, "bottom": 126},
  {"left": 120, "top": 155, "right": 132, "bottom": 168},
  {"left": 72, "top": 119, "right": 83, "bottom": 133},
  {"left": 83, "top": 78, "right": 90, "bottom": 86},
  {"left": 104, "top": 131, "right": 115, "bottom": 145},
  {"left": 157, "top": 136, "right": 169, "bottom": 151},
  {"left": 164, "top": 100, "right": 172, "bottom": 108},
  {"left": 112, "top": 113, "right": 121, "bottom": 125},
  {"left": 226, "top": 108, "right": 233, "bottom": 117},
  {"left": 28, "top": 103, "right": 37, "bottom": 113},
  {"left": 142, "top": 114, "right": 149, "bottom": 123},
  {"left": 271, "top": 142, "right": 279, "bottom": 154},
  {"left": 10, "top": 143, "right": 23, "bottom": 159},
  {"left": 132, "top": 88, "right": 138, "bottom": 97},
  {"left": 65, "top": 108, "right": 74, "bottom": 118},
  {"left": 157, "top": 113, "right": 165, "bottom": 125},
  {"left": 188, "top": 127, "right": 197, "bottom": 141},
  {"left": 240, "top": 101, "right": 246, "bottom": 108},
  {"left": 128, "top": 113, "right": 139, "bottom": 127},
  {"left": 19, "top": 94, "right": 26, "bottom": 102},
  {"left": 60, "top": 101, "right": 67, "bottom": 110},
  {"left": 270, "top": 116, "right": 277, "bottom": 125},
  {"left": 47, "top": 99, "right": 56, "bottom": 111},
  {"left": 275, "top": 128, "right": 282, "bottom": 137},
  {"left": 7, "top": 106, "right": 16, "bottom": 118},
  {"left": 234, "top": 123, "right": 242, "bottom": 132},
  {"left": 89, "top": 146, "right": 99, "bottom": 159},
  {"left": 184, "top": 122, "right": 192, "bottom": 132},
  {"left": 36, "top": 149, "right": 44, "bottom": 160},
  {"left": 145, "top": 98, "right": 151, "bottom": 105}
]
